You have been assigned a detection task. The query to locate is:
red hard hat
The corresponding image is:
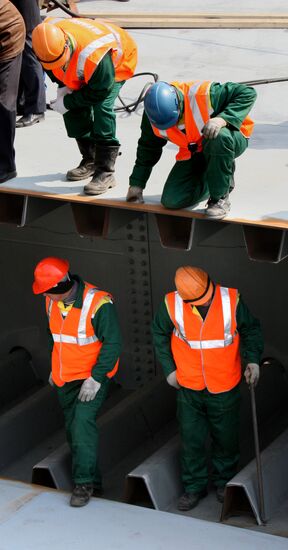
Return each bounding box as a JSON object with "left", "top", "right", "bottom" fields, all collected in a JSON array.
[{"left": 32, "top": 257, "right": 70, "bottom": 294}]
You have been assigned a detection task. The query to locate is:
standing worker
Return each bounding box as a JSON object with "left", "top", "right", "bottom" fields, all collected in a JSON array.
[
  {"left": 152, "top": 266, "right": 263, "bottom": 510},
  {"left": 32, "top": 257, "right": 122, "bottom": 507},
  {"left": 126, "top": 80, "right": 256, "bottom": 220},
  {"left": 0, "top": 0, "right": 25, "bottom": 183},
  {"left": 32, "top": 17, "right": 137, "bottom": 195},
  {"left": 11, "top": 0, "right": 46, "bottom": 127}
]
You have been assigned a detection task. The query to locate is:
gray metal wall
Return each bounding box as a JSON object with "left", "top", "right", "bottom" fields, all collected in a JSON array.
[{"left": 0, "top": 206, "right": 287, "bottom": 391}]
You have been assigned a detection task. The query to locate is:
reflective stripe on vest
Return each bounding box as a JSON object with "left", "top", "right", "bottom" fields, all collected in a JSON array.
[
  {"left": 152, "top": 81, "right": 213, "bottom": 160},
  {"left": 45, "top": 17, "right": 136, "bottom": 87},
  {"left": 48, "top": 288, "right": 99, "bottom": 346},
  {"left": 152, "top": 80, "right": 254, "bottom": 160},
  {"left": 173, "top": 287, "right": 237, "bottom": 349}
]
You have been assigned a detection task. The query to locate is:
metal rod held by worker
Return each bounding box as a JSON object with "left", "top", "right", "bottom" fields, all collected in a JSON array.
[{"left": 250, "top": 383, "right": 266, "bottom": 525}]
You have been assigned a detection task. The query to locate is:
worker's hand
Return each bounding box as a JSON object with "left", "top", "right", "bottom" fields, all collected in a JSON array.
[
  {"left": 126, "top": 186, "right": 144, "bottom": 204},
  {"left": 50, "top": 96, "right": 69, "bottom": 115},
  {"left": 56, "top": 86, "right": 73, "bottom": 100},
  {"left": 78, "top": 376, "right": 101, "bottom": 402},
  {"left": 244, "top": 363, "right": 260, "bottom": 386},
  {"left": 48, "top": 372, "right": 54, "bottom": 387},
  {"left": 202, "top": 117, "right": 227, "bottom": 139},
  {"left": 167, "top": 370, "right": 180, "bottom": 389}
]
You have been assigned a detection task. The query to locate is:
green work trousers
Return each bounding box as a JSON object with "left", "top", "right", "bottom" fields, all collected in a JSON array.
[
  {"left": 177, "top": 384, "right": 241, "bottom": 493},
  {"left": 161, "top": 128, "right": 248, "bottom": 209},
  {"left": 63, "top": 81, "right": 124, "bottom": 146},
  {"left": 56, "top": 378, "right": 110, "bottom": 486}
]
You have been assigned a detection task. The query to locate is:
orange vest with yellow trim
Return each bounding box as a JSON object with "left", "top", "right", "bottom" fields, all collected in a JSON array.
[
  {"left": 165, "top": 285, "right": 242, "bottom": 393},
  {"left": 46, "top": 282, "right": 119, "bottom": 387},
  {"left": 46, "top": 17, "right": 137, "bottom": 90},
  {"left": 152, "top": 81, "right": 254, "bottom": 161}
]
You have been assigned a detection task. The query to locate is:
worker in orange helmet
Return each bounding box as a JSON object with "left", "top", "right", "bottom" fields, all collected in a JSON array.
[
  {"left": 32, "top": 18, "right": 137, "bottom": 195},
  {"left": 152, "top": 266, "right": 263, "bottom": 511},
  {"left": 32, "top": 257, "right": 122, "bottom": 507}
]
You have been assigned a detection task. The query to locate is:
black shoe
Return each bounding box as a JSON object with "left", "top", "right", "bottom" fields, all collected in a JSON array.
[
  {"left": 216, "top": 486, "right": 225, "bottom": 503},
  {"left": 70, "top": 484, "right": 93, "bottom": 507},
  {"left": 0, "top": 170, "right": 17, "bottom": 184},
  {"left": 16, "top": 113, "right": 45, "bottom": 128},
  {"left": 177, "top": 489, "right": 207, "bottom": 511}
]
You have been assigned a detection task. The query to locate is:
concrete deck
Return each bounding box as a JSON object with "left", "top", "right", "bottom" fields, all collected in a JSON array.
[
  {"left": 2, "top": 0, "right": 288, "bottom": 229},
  {"left": 0, "top": 478, "right": 288, "bottom": 550}
]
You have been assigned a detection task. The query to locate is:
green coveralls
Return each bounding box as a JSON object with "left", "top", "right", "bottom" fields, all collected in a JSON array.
[
  {"left": 152, "top": 294, "right": 263, "bottom": 492},
  {"left": 129, "top": 82, "right": 257, "bottom": 207},
  {"left": 48, "top": 276, "right": 122, "bottom": 487},
  {"left": 47, "top": 52, "right": 123, "bottom": 146}
]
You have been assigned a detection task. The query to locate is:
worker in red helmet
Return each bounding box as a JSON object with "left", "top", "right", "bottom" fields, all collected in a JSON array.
[
  {"left": 152, "top": 266, "right": 264, "bottom": 511},
  {"left": 32, "top": 18, "right": 137, "bottom": 195},
  {"left": 126, "top": 80, "right": 256, "bottom": 220},
  {"left": 33, "top": 257, "right": 122, "bottom": 507}
]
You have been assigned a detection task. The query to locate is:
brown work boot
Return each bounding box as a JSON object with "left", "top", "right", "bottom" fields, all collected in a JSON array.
[
  {"left": 70, "top": 484, "right": 93, "bottom": 507},
  {"left": 84, "top": 145, "right": 120, "bottom": 195},
  {"left": 177, "top": 489, "right": 207, "bottom": 511},
  {"left": 126, "top": 186, "right": 144, "bottom": 204},
  {"left": 66, "top": 139, "right": 95, "bottom": 181}
]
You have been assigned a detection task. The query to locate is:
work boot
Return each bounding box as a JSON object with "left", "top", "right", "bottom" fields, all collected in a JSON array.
[
  {"left": 66, "top": 139, "right": 95, "bottom": 181},
  {"left": 177, "top": 489, "right": 207, "bottom": 511},
  {"left": 126, "top": 185, "right": 144, "bottom": 204},
  {"left": 84, "top": 144, "right": 120, "bottom": 195},
  {"left": 216, "top": 486, "right": 226, "bottom": 503},
  {"left": 70, "top": 483, "right": 93, "bottom": 507},
  {"left": 205, "top": 194, "right": 231, "bottom": 220}
]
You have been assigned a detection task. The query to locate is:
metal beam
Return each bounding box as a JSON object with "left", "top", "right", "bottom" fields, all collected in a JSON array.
[
  {"left": 242, "top": 225, "right": 288, "bottom": 262},
  {"left": 221, "top": 428, "right": 288, "bottom": 525},
  {"left": 124, "top": 436, "right": 181, "bottom": 510}
]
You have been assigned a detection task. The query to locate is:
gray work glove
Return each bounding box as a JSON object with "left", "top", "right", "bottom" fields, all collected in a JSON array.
[
  {"left": 126, "top": 186, "right": 144, "bottom": 204},
  {"left": 48, "top": 372, "right": 54, "bottom": 387},
  {"left": 244, "top": 363, "right": 260, "bottom": 386},
  {"left": 56, "top": 86, "right": 73, "bottom": 100},
  {"left": 50, "top": 96, "right": 69, "bottom": 115},
  {"left": 202, "top": 117, "right": 227, "bottom": 139},
  {"left": 166, "top": 370, "right": 180, "bottom": 389},
  {"left": 78, "top": 376, "right": 101, "bottom": 402}
]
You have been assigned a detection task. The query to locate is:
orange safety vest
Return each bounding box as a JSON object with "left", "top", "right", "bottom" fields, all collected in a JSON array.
[
  {"left": 46, "top": 282, "right": 119, "bottom": 387},
  {"left": 152, "top": 81, "right": 254, "bottom": 161},
  {"left": 45, "top": 17, "right": 137, "bottom": 89},
  {"left": 165, "top": 285, "right": 242, "bottom": 393}
]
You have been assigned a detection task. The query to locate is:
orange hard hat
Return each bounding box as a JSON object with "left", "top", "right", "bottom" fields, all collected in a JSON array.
[
  {"left": 33, "top": 257, "right": 70, "bottom": 294},
  {"left": 175, "top": 266, "right": 214, "bottom": 305},
  {"left": 32, "top": 22, "right": 70, "bottom": 70}
]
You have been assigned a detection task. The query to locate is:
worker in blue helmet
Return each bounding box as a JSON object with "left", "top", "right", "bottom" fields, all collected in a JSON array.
[{"left": 126, "top": 80, "right": 256, "bottom": 220}]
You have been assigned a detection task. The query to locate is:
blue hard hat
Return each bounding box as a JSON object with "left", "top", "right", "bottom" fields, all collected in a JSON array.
[{"left": 144, "top": 82, "right": 180, "bottom": 130}]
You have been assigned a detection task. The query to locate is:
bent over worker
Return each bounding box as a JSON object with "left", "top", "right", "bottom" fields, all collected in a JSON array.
[
  {"left": 32, "top": 257, "right": 121, "bottom": 507},
  {"left": 32, "top": 17, "right": 137, "bottom": 195},
  {"left": 127, "top": 80, "right": 256, "bottom": 220},
  {"left": 152, "top": 266, "right": 263, "bottom": 511}
]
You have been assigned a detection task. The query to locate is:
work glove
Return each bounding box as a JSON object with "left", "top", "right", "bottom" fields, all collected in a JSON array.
[
  {"left": 78, "top": 376, "right": 101, "bottom": 402},
  {"left": 202, "top": 117, "right": 227, "bottom": 139},
  {"left": 166, "top": 370, "right": 180, "bottom": 389},
  {"left": 56, "top": 86, "right": 73, "bottom": 100},
  {"left": 126, "top": 186, "right": 144, "bottom": 204},
  {"left": 48, "top": 372, "right": 54, "bottom": 387},
  {"left": 244, "top": 363, "right": 260, "bottom": 387},
  {"left": 50, "top": 96, "right": 69, "bottom": 115}
]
